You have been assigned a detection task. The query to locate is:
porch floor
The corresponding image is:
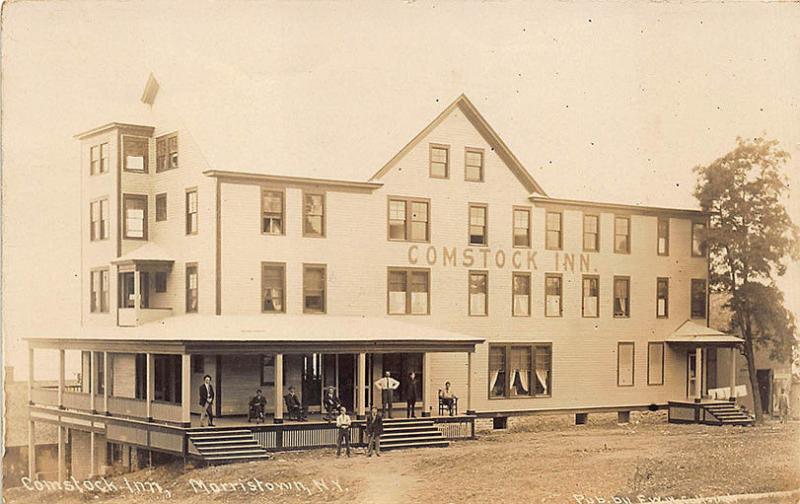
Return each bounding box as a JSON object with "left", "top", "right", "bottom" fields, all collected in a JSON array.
[{"left": 190, "top": 411, "right": 466, "bottom": 428}]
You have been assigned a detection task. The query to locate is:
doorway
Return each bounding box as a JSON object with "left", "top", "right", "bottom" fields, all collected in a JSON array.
[{"left": 757, "top": 369, "right": 773, "bottom": 416}]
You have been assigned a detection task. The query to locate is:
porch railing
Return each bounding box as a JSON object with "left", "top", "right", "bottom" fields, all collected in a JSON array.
[
  {"left": 432, "top": 415, "right": 475, "bottom": 439},
  {"left": 62, "top": 391, "right": 91, "bottom": 411},
  {"left": 152, "top": 401, "right": 183, "bottom": 423},
  {"left": 250, "top": 422, "right": 364, "bottom": 452},
  {"left": 108, "top": 396, "right": 148, "bottom": 418}
]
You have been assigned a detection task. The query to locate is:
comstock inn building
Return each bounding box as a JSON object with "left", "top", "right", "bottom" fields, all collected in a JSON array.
[{"left": 25, "top": 88, "right": 748, "bottom": 479}]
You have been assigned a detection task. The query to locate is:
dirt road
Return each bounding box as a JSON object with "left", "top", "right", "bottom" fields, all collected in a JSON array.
[{"left": 4, "top": 413, "right": 799, "bottom": 503}]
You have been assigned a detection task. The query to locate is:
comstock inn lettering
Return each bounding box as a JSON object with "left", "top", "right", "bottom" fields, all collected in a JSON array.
[
  {"left": 24, "top": 88, "right": 744, "bottom": 479},
  {"left": 408, "top": 245, "right": 594, "bottom": 273}
]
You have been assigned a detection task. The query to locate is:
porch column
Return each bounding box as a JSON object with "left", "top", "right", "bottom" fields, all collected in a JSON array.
[
  {"left": 57, "top": 425, "right": 65, "bottom": 481},
  {"left": 27, "top": 420, "right": 36, "bottom": 479},
  {"left": 28, "top": 347, "right": 34, "bottom": 405},
  {"left": 694, "top": 346, "right": 703, "bottom": 402},
  {"left": 466, "top": 351, "right": 474, "bottom": 415},
  {"left": 357, "top": 352, "right": 366, "bottom": 419},
  {"left": 58, "top": 349, "right": 65, "bottom": 409},
  {"left": 146, "top": 353, "right": 154, "bottom": 421},
  {"left": 181, "top": 354, "right": 191, "bottom": 426},
  {"left": 90, "top": 351, "right": 97, "bottom": 413},
  {"left": 90, "top": 431, "right": 96, "bottom": 477},
  {"left": 103, "top": 352, "right": 109, "bottom": 414},
  {"left": 133, "top": 267, "right": 141, "bottom": 324},
  {"left": 274, "top": 353, "right": 283, "bottom": 424},
  {"left": 729, "top": 347, "right": 737, "bottom": 401},
  {"left": 421, "top": 352, "right": 431, "bottom": 417}
]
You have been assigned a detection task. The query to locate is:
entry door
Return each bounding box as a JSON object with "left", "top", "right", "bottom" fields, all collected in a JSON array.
[
  {"left": 687, "top": 351, "right": 697, "bottom": 398},
  {"left": 757, "top": 369, "right": 773, "bottom": 415},
  {"left": 338, "top": 354, "right": 355, "bottom": 411}
]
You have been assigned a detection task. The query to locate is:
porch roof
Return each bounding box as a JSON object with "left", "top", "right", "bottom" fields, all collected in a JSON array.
[
  {"left": 111, "top": 243, "right": 175, "bottom": 266},
  {"left": 25, "top": 315, "right": 484, "bottom": 354},
  {"left": 666, "top": 320, "right": 743, "bottom": 346}
]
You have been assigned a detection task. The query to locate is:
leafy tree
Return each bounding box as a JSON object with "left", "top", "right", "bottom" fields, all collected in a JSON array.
[{"left": 694, "top": 136, "right": 799, "bottom": 422}]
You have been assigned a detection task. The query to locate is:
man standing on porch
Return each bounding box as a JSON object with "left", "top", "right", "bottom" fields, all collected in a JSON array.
[
  {"left": 405, "top": 372, "right": 419, "bottom": 418},
  {"left": 375, "top": 371, "right": 400, "bottom": 419},
  {"left": 199, "top": 374, "right": 215, "bottom": 427}
]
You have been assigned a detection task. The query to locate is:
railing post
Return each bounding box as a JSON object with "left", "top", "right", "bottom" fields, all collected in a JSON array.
[
  {"left": 146, "top": 353, "right": 154, "bottom": 421},
  {"left": 421, "top": 352, "right": 430, "bottom": 417},
  {"left": 28, "top": 347, "right": 34, "bottom": 405},
  {"left": 729, "top": 346, "right": 737, "bottom": 401},
  {"left": 90, "top": 351, "right": 97, "bottom": 413},
  {"left": 58, "top": 349, "right": 65, "bottom": 409},
  {"left": 133, "top": 267, "right": 141, "bottom": 325},
  {"left": 695, "top": 347, "right": 703, "bottom": 402},
  {"left": 466, "top": 351, "right": 475, "bottom": 415},
  {"left": 103, "top": 351, "right": 109, "bottom": 415},
  {"left": 57, "top": 425, "right": 65, "bottom": 481},
  {"left": 181, "top": 354, "right": 191, "bottom": 427},
  {"left": 274, "top": 353, "right": 283, "bottom": 424},
  {"left": 28, "top": 420, "right": 36, "bottom": 479},
  {"left": 357, "top": 352, "right": 366, "bottom": 419}
]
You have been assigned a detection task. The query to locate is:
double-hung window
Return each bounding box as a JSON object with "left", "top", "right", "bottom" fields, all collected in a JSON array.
[
  {"left": 303, "top": 192, "right": 325, "bottom": 237},
  {"left": 90, "top": 199, "right": 109, "bottom": 241},
  {"left": 387, "top": 268, "right": 430, "bottom": 315},
  {"left": 614, "top": 216, "right": 630, "bottom": 253},
  {"left": 545, "top": 274, "right": 562, "bottom": 317},
  {"left": 513, "top": 207, "right": 531, "bottom": 248},
  {"left": 429, "top": 144, "right": 449, "bottom": 178},
  {"left": 648, "top": 342, "right": 665, "bottom": 386},
  {"left": 692, "top": 222, "right": 707, "bottom": 257},
  {"left": 582, "top": 275, "right": 599, "bottom": 318},
  {"left": 657, "top": 218, "right": 669, "bottom": 255},
  {"left": 465, "top": 148, "right": 484, "bottom": 182},
  {"left": 388, "top": 198, "right": 429, "bottom": 242},
  {"left": 185, "top": 264, "right": 198, "bottom": 313},
  {"left": 469, "top": 204, "right": 488, "bottom": 246},
  {"left": 123, "top": 136, "right": 149, "bottom": 173},
  {"left": 656, "top": 278, "right": 669, "bottom": 318},
  {"left": 262, "top": 189, "right": 284, "bottom": 235},
  {"left": 156, "top": 133, "right": 178, "bottom": 172},
  {"left": 617, "top": 342, "right": 635, "bottom": 386},
  {"left": 90, "top": 269, "right": 109, "bottom": 313},
  {"left": 691, "top": 279, "right": 707, "bottom": 318},
  {"left": 468, "top": 271, "right": 488, "bottom": 316},
  {"left": 546, "top": 212, "right": 562, "bottom": 250},
  {"left": 123, "top": 194, "right": 147, "bottom": 240},
  {"left": 583, "top": 214, "right": 599, "bottom": 252},
  {"left": 185, "top": 189, "right": 198, "bottom": 235},
  {"left": 613, "top": 277, "right": 630, "bottom": 318},
  {"left": 303, "top": 264, "right": 326, "bottom": 313},
  {"left": 262, "top": 263, "right": 285, "bottom": 313},
  {"left": 512, "top": 272, "right": 530, "bottom": 317}
]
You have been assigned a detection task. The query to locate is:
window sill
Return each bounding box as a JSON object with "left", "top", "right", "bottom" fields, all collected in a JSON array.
[
  {"left": 123, "top": 169, "right": 149, "bottom": 174},
  {"left": 261, "top": 232, "right": 286, "bottom": 237},
  {"left": 303, "top": 234, "right": 326, "bottom": 239},
  {"left": 613, "top": 315, "right": 631, "bottom": 319}
]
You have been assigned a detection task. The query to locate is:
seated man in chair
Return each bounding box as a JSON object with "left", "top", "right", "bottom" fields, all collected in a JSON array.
[
  {"left": 323, "top": 386, "right": 342, "bottom": 422},
  {"left": 439, "top": 381, "right": 458, "bottom": 416},
  {"left": 284, "top": 386, "right": 308, "bottom": 421},
  {"left": 248, "top": 389, "right": 267, "bottom": 423}
]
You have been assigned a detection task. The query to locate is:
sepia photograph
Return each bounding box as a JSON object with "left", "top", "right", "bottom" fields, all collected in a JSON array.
[{"left": 1, "top": 1, "right": 799, "bottom": 503}]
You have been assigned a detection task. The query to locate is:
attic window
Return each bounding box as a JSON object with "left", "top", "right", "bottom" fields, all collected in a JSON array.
[{"left": 429, "top": 144, "right": 449, "bottom": 179}]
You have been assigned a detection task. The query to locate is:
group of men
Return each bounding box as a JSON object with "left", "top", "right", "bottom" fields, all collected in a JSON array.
[{"left": 197, "top": 369, "right": 458, "bottom": 429}]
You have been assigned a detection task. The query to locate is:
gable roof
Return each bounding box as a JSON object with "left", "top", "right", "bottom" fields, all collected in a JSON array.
[{"left": 370, "top": 94, "right": 548, "bottom": 196}]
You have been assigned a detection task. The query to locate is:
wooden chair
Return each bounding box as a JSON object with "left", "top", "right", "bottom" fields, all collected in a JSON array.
[{"left": 438, "top": 390, "right": 458, "bottom": 416}]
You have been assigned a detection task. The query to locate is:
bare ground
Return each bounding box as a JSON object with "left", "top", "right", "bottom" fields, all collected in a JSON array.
[{"left": 4, "top": 412, "right": 799, "bottom": 504}]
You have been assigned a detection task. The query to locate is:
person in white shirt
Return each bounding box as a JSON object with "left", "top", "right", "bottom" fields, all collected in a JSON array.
[
  {"left": 374, "top": 371, "right": 400, "bottom": 418},
  {"left": 335, "top": 407, "right": 352, "bottom": 457}
]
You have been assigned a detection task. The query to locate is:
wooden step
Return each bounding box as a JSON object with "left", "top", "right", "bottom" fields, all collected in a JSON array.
[
  {"left": 381, "top": 439, "right": 450, "bottom": 450},
  {"left": 381, "top": 435, "right": 446, "bottom": 446},
  {"left": 381, "top": 430, "right": 443, "bottom": 439},
  {"left": 191, "top": 438, "right": 260, "bottom": 446}
]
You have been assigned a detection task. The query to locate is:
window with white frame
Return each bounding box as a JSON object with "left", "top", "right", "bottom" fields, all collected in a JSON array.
[
  {"left": 469, "top": 271, "right": 488, "bottom": 316},
  {"left": 262, "top": 263, "right": 285, "bottom": 313},
  {"left": 513, "top": 208, "right": 531, "bottom": 248},
  {"left": 469, "top": 204, "right": 487, "bottom": 246},
  {"left": 465, "top": 148, "right": 484, "bottom": 182},
  {"left": 261, "top": 189, "right": 284, "bottom": 235},
  {"left": 123, "top": 194, "right": 147, "bottom": 240},
  {"left": 303, "top": 192, "right": 325, "bottom": 237},
  {"left": 545, "top": 212, "right": 562, "bottom": 250},
  {"left": 613, "top": 277, "right": 630, "bottom": 318},
  {"left": 582, "top": 275, "right": 599, "bottom": 318},
  {"left": 545, "top": 274, "right": 562, "bottom": 317},
  {"left": 387, "top": 268, "right": 429, "bottom": 315},
  {"left": 512, "top": 272, "right": 530, "bottom": 317}
]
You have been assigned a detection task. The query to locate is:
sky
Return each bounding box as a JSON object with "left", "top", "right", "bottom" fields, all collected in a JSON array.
[{"left": 2, "top": 1, "right": 799, "bottom": 379}]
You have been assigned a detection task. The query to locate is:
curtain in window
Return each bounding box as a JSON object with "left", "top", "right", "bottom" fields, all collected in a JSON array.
[
  {"left": 545, "top": 277, "right": 561, "bottom": 316},
  {"left": 510, "top": 347, "right": 531, "bottom": 395},
  {"left": 469, "top": 273, "right": 487, "bottom": 315},
  {"left": 409, "top": 271, "right": 428, "bottom": 314},
  {"left": 614, "top": 279, "right": 628, "bottom": 316},
  {"left": 513, "top": 275, "right": 530, "bottom": 316},
  {"left": 489, "top": 347, "right": 506, "bottom": 397},
  {"left": 388, "top": 271, "right": 407, "bottom": 314},
  {"left": 535, "top": 346, "right": 551, "bottom": 395},
  {"left": 583, "top": 277, "right": 598, "bottom": 317}
]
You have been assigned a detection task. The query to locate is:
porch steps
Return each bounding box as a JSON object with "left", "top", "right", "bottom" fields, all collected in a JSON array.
[
  {"left": 703, "top": 403, "right": 754, "bottom": 426},
  {"left": 187, "top": 428, "right": 271, "bottom": 463},
  {"left": 380, "top": 418, "right": 449, "bottom": 451}
]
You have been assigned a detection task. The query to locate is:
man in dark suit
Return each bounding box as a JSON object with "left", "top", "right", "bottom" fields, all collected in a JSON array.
[
  {"left": 199, "top": 374, "right": 215, "bottom": 426},
  {"left": 284, "top": 386, "right": 307, "bottom": 421},
  {"left": 365, "top": 406, "right": 383, "bottom": 457},
  {"left": 405, "top": 371, "right": 419, "bottom": 418}
]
